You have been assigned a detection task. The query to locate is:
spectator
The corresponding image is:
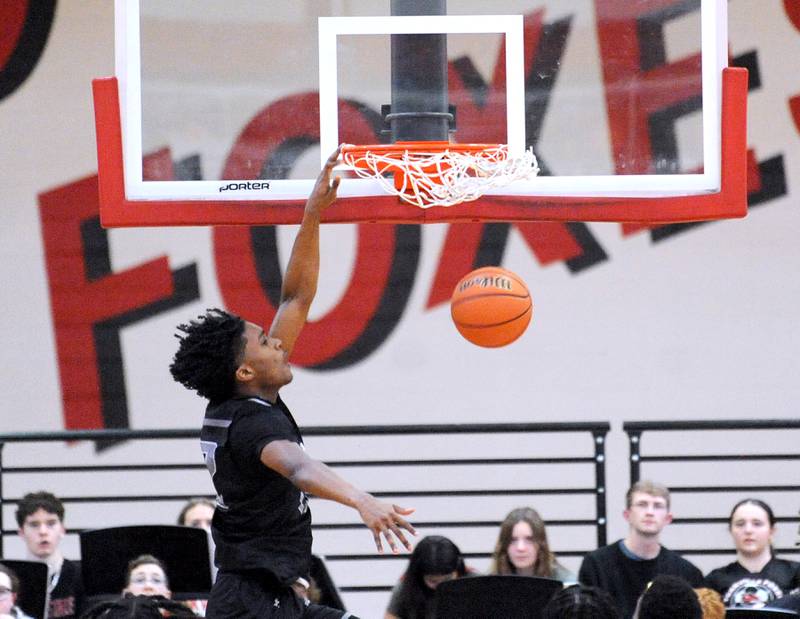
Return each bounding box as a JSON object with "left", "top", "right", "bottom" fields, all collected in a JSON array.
[
  {"left": 694, "top": 587, "right": 725, "bottom": 619},
  {"left": 489, "top": 507, "right": 575, "bottom": 583},
  {"left": 541, "top": 584, "right": 620, "bottom": 619},
  {"left": 16, "top": 491, "right": 83, "bottom": 619},
  {"left": 122, "top": 555, "right": 171, "bottom": 599},
  {"left": 704, "top": 498, "right": 800, "bottom": 607},
  {"left": 0, "top": 563, "right": 33, "bottom": 619},
  {"left": 81, "top": 554, "right": 198, "bottom": 618},
  {"left": 634, "top": 574, "right": 702, "bottom": 619},
  {"left": 578, "top": 480, "right": 703, "bottom": 619},
  {"left": 385, "top": 535, "right": 470, "bottom": 619},
  {"left": 177, "top": 499, "right": 215, "bottom": 532}
]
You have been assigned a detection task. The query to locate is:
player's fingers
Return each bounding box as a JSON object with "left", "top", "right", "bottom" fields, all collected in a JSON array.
[
  {"left": 372, "top": 529, "right": 384, "bottom": 554},
  {"left": 330, "top": 175, "right": 342, "bottom": 192},
  {"left": 393, "top": 504, "right": 415, "bottom": 516},
  {"left": 388, "top": 523, "right": 412, "bottom": 551},
  {"left": 383, "top": 528, "right": 400, "bottom": 554}
]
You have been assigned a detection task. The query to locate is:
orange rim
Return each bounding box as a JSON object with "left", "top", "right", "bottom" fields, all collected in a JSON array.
[{"left": 340, "top": 141, "right": 504, "bottom": 158}]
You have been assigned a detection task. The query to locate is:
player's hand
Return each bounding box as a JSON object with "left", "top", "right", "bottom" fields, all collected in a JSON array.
[
  {"left": 355, "top": 494, "right": 416, "bottom": 554},
  {"left": 306, "top": 147, "right": 341, "bottom": 214}
]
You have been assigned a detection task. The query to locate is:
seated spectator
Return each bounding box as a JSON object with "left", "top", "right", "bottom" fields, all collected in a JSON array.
[
  {"left": 633, "top": 574, "right": 702, "bottom": 619},
  {"left": 16, "top": 491, "right": 83, "bottom": 619},
  {"left": 177, "top": 499, "right": 215, "bottom": 532},
  {"left": 0, "top": 564, "right": 33, "bottom": 619},
  {"left": 704, "top": 499, "right": 800, "bottom": 607},
  {"left": 694, "top": 587, "right": 725, "bottom": 619},
  {"left": 541, "top": 584, "right": 620, "bottom": 619},
  {"left": 81, "top": 555, "right": 197, "bottom": 618},
  {"left": 122, "top": 555, "right": 171, "bottom": 599},
  {"left": 579, "top": 480, "right": 703, "bottom": 619},
  {"left": 489, "top": 507, "right": 575, "bottom": 583},
  {"left": 384, "top": 535, "right": 470, "bottom": 619}
]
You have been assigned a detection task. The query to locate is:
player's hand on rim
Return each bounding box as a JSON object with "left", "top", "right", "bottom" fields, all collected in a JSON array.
[{"left": 306, "top": 147, "right": 342, "bottom": 213}]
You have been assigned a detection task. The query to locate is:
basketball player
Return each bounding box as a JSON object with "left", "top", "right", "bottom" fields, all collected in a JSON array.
[{"left": 170, "top": 148, "right": 415, "bottom": 618}]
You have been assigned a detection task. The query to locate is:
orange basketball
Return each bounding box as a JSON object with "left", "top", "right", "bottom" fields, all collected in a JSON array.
[{"left": 450, "top": 266, "right": 532, "bottom": 348}]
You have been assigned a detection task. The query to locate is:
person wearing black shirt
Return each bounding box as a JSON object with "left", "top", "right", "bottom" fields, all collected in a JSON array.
[
  {"left": 578, "top": 480, "right": 702, "bottom": 619},
  {"left": 15, "top": 491, "right": 84, "bottom": 619},
  {"left": 171, "top": 148, "right": 416, "bottom": 619},
  {"left": 704, "top": 498, "right": 800, "bottom": 607}
]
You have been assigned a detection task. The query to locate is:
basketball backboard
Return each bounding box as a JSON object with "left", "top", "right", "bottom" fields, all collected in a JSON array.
[{"left": 93, "top": 0, "right": 746, "bottom": 226}]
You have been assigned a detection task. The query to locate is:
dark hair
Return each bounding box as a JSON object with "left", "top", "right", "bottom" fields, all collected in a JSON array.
[
  {"left": 395, "top": 536, "right": 467, "bottom": 619},
  {"left": 541, "top": 584, "right": 621, "bottom": 619},
  {"left": 637, "top": 575, "right": 702, "bottom": 619},
  {"left": 15, "top": 491, "right": 65, "bottom": 527},
  {"left": 169, "top": 309, "right": 246, "bottom": 402},
  {"left": 490, "top": 507, "right": 564, "bottom": 577},
  {"left": 728, "top": 498, "right": 776, "bottom": 528},
  {"left": 177, "top": 498, "right": 215, "bottom": 526},
  {"left": 0, "top": 563, "right": 21, "bottom": 594},
  {"left": 125, "top": 554, "right": 169, "bottom": 589},
  {"left": 81, "top": 595, "right": 196, "bottom": 618}
]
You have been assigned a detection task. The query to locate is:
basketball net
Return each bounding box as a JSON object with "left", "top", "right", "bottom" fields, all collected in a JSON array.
[{"left": 341, "top": 143, "right": 540, "bottom": 209}]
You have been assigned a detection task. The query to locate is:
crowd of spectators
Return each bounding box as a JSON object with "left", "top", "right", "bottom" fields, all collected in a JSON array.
[{"left": 1, "top": 481, "right": 798, "bottom": 618}]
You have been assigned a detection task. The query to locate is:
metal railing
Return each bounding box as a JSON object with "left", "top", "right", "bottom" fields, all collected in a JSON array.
[
  {"left": 0, "top": 421, "right": 609, "bottom": 594},
  {"left": 624, "top": 419, "right": 800, "bottom": 557}
]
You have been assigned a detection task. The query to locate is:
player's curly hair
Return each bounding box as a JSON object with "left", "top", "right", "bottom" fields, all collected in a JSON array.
[{"left": 169, "top": 309, "right": 246, "bottom": 403}]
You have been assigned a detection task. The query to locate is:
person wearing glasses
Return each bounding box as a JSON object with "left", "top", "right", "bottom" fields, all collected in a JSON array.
[
  {"left": 578, "top": 480, "right": 703, "bottom": 619},
  {"left": 0, "top": 564, "right": 33, "bottom": 619}
]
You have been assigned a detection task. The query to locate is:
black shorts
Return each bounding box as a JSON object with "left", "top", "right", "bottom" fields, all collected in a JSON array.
[{"left": 206, "top": 571, "right": 358, "bottom": 619}]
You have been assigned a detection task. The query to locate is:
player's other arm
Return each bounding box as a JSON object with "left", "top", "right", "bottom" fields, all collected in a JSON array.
[
  {"left": 261, "top": 439, "right": 416, "bottom": 553},
  {"left": 268, "top": 148, "right": 341, "bottom": 357}
]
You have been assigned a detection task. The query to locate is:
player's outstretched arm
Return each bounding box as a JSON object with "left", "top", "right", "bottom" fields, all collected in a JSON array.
[
  {"left": 260, "top": 439, "right": 416, "bottom": 554},
  {"left": 268, "top": 148, "right": 341, "bottom": 357}
]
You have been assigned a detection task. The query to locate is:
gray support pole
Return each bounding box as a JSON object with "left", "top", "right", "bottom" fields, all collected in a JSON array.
[{"left": 389, "top": 0, "right": 451, "bottom": 142}]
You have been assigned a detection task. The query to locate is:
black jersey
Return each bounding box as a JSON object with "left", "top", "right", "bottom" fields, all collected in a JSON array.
[
  {"left": 49, "top": 558, "right": 84, "bottom": 619},
  {"left": 200, "top": 395, "right": 312, "bottom": 585},
  {"left": 704, "top": 557, "right": 800, "bottom": 607}
]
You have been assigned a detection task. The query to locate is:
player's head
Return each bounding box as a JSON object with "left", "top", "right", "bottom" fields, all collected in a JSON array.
[
  {"left": 635, "top": 575, "right": 702, "bottom": 619},
  {"left": 541, "top": 584, "right": 620, "bottom": 619},
  {"left": 491, "top": 506, "right": 555, "bottom": 577},
  {"left": 16, "top": 491, "right": 66, "bottom": 560},
  {"left": 170, "top": 309, "right": 246, "bottom": 402},
  {"left": 728, "top": 498, "right": 775, "bottom": 558},
  {"left": 624, "top": 480, "right": 672, "bottom": 538},
  {"left": 177, "top": 498, "right": 215, "bottom": 531},
  {"left": 123, "top": 554, "right": 171, "bottom": 599},
  {"left": 0, "top": 564, "right": 21, "bottom": 616}
]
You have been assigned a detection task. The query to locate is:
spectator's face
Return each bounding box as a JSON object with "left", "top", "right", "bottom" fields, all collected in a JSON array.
[
  {"left": 508, "top": 521, "right": 538, "bottom": 572},
  {"left": 0, "top": 572, "right": 16, "bottom": 615},
  {"left": 184, "top": 503, "right": 214, "bottom": 532},
  {"left": 18, "top": 508, "right": 65, "bottom": 559},
  {"left": 624, "top": 492, "right": 672, "bottom": 537},
  {"left": 125, "top": 563, "right": 171, "bottom": 598},
  {"left": 730, "top": 503, "right": 773, "bottom": 557}
]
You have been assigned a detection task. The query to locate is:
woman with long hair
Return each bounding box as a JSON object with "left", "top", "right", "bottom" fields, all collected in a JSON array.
[
  {"left": 384, "top": 535, "right": 469, "bottom": 619},
  {"left": 704, "top": 498, "right": 800, "bottom": 607},
  {"left": 489, "top": 507, "right": 575, "bottom": 582}
]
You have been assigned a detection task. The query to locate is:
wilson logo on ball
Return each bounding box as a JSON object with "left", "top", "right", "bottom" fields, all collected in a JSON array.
[{"left": 450, "top": 266, "right": 533, "bottom": 348}]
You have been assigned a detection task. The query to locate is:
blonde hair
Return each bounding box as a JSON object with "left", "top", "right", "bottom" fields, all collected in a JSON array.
[
  {"left": 626, "top": 480, "right": 671, "bottom": 509},
  {"left": 694, "top": 588, "right": 724, "bottom": 619}
]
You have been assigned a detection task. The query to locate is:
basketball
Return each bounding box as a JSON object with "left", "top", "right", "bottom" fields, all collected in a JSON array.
[{"left": 450, "top": 266, "right": 533, "bottom": 348}]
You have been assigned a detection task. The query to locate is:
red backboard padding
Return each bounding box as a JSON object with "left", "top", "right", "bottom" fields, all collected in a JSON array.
[{"left": 92, "top": 68, "right": 747, "bottom": 227}]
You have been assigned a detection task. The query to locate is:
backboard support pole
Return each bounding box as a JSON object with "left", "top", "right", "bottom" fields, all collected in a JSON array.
[{"left": 389, "top": 0, "right": 451, "bottom": 142}]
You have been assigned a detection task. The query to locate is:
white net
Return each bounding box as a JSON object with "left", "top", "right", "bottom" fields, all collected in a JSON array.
[{"left": 341, "top": 144, "right": 540, "bottom": 208}]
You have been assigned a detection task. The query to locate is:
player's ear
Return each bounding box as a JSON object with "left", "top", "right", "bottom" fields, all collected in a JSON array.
[
  {"left": 664, "top": 511, "right": 674, "bottom": 525},
  {"left": 235, "top": 363, "right": 254, "bottom": 383}
]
